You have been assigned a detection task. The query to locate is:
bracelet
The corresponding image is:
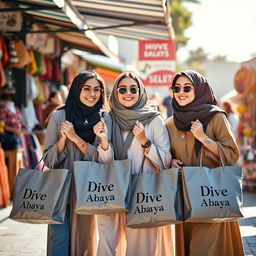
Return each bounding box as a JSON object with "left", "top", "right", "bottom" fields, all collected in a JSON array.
[
  {"left": 141, "top": 139, "right": 152, "bottom": 148},
  {"left": 204, "top": 138, "right": 213, "bottom": 147}
]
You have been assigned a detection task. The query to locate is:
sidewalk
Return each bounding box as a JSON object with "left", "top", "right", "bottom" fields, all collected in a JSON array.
[
  {"left": 0, "top": 191, "right": 255, "bottom": 255},
  {"left": 239, "top": 191, "right": 256, "bottom": 256}
]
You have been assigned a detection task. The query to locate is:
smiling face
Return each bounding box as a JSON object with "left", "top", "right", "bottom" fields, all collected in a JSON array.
[
  {"left": 79, "top": 78, "right": 102, "bottom": 107},
  {"left": 117, "top": 77, "right": 140, "bottom": 108},
  {"left": 173, "top": 75, "right": 195, "bottom": 106}
]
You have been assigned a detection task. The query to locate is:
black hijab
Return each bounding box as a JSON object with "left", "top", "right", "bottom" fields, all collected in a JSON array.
[
  {"left": 64, "top": 71, "right": 104, "bottom": 144},
  {"left": 172, "top": 70, "right": 225, "bottom": 155}
]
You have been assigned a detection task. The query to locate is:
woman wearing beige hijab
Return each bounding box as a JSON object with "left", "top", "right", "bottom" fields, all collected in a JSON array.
[{"left": 97, "top": 72, "right": 174, "bottom": 256}]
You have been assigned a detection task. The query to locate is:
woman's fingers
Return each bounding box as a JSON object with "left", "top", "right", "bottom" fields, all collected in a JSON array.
[{"left": 171, "top": 159, "right": 183, "bottom": 168}]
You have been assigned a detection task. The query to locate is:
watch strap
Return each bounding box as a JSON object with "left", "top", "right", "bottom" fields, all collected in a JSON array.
[{"left": 141, "top": 139, "right": 152, "bottom": 148}]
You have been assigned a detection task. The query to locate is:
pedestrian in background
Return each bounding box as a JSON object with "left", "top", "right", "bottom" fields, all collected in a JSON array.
[
  {"left": 0, "top": 90, "right": 23, "bottom": 150},
  {"left": 166, "top": 70, "right": 244, "bottom": 256},
  {"left": 43, "top": 71, "right": 113, "bottom": 256},
  {"left": 97, "top": 72, "right": 174, "bottom": 256},
  {"left": 43, "top": 90, "right": 63, "bottom": 128},
  {"left": 162, "top": 86, "right": 173, "bottom": 118},
  {"left": 221, "top": 101, "right": 239, "bottom": 136}
]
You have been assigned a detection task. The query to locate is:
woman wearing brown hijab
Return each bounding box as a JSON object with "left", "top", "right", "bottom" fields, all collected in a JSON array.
[{"left": 165, "top": 70, "right": 244, "bottom": 256}]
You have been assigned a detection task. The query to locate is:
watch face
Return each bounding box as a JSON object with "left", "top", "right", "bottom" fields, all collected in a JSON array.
[{"left": 205, "top": 139, "right": 212, "bottom": 145}]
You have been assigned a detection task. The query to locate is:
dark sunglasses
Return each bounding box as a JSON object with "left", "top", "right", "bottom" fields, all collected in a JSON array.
[
  {"left": 172, "top": 86, "right": 193, "bottom": 93},
  {"left": 117, "top": 87, "right": 139, "bottom": 94}
]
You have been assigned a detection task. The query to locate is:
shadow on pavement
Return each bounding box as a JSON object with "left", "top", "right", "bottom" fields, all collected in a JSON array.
[
  {"left": 242, "top": 191, "right": 256, "bottom": 207},
  {"left": 239, "top": 216, "right": 256, "bottom": 226}
]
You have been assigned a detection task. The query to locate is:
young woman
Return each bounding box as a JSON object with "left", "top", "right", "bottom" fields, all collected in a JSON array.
[
  {"left": 166, "top": 70, "right": 244, "bottom": 256},
  {"left": 43, "top": 71, "right": 113, "bottom": 256},
  {"left": 97, "top": 72, "right": 174, "bottom": 256}
]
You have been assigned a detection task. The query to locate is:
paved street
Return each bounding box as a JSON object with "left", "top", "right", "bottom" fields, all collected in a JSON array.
[
  {"left": 239, "top": 191, "right": 256, "bottom": 256},
  {"left": 0, "top": 191, "right": 255, "bottom": 255}
]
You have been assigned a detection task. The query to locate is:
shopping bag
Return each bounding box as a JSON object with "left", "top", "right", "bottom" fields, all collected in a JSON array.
[
  {"left": 126, "top": 149, "right": 183, "bottom": 229},
  {"left": 182, "top": 147, "right": 243, "bottom": 223},
  {"left": 9, "top": 164, "right": 71, "bottom": 224},
  {"left": 126, "top": 169, "right": 182, "bottom": 228},
  {"left": 73, "top": 159, "right": 131, "bottom": 215}
]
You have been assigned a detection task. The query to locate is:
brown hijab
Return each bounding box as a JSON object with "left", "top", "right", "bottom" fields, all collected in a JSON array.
[{"left": 172, "top": 70, "right": 225, "bottom": 155}]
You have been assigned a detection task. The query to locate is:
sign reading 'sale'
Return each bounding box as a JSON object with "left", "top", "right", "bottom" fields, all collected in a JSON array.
[
  {"left": 199, "top": 185, "right": 230, "bottom": 209},
  {"left": 19, "top": 188, "right": 47, "bottom": 211},
  {"left": 85, "top": 181, "right": 115, "bottom": 203},
  {"left": 133, "top": 192, "right": 165, "bottom": 215}
]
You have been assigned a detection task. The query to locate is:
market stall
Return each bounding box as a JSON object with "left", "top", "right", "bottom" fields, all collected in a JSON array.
[{"left": 233, "top": 58, "right": 256, "bottom": 190}]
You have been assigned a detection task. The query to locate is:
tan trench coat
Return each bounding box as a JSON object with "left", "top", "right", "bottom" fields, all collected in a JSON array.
[{"left": 166, "top": 113, "right": 244, "bottom": 256}]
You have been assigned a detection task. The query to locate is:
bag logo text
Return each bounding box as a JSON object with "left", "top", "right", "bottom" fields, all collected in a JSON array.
[
  {"left": 86, "top": 181, "right": 115, "bottom": 204},
  {"left": 200, "top": 186, "right": 230, "bottom": 209},
  {"left": 19, "top": 188, "right": 47, "bottom": 211},
  {"left": 134, "top": 192, "right": 164, "bottom": 215}
]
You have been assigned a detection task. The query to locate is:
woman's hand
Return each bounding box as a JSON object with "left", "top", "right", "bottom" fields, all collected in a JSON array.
[
  {"left": 133, "top": 121, "right": 148, "bottom": 145},
  {"left": 191, "top": 119, "right": 205, "bottom": 140},
  {"left": 93, "top": 118, "right": 109, "bottom": 151},
  {"left": 61, "top": 121, "right": 76, "bottom": 141},
  {"left": 93, "top": 118, "right": 108, "bottom": 140},
  {"left": 60, "top": 123, "right": 67, "bottom": 139},
  {"left": 171, "top": 159, "right": 183, "bottom": 169}
]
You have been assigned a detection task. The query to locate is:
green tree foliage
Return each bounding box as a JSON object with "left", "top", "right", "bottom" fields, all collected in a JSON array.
[
  {"left": 170, "top": 0, "right": 200, "bottom": 49},
  {"left": 184, "top": 47, "right": 208, "bottom": 74},
  {"left": 186, "top": 47, "right": 208, "bottom": 65},
  {"left": 212, "top": 55, "right": 227, "bottom": 61}
]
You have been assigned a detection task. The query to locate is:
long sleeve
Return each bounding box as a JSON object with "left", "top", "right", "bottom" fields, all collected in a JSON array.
[
  {"left": 43, "top": 110, "right": 68, "bottom": 168},
  {"left": 145, "top": 116, "right": 172, "bottom": 169},
  {"left": 204, "top": 112, "right": 239, "bottom": 166}
]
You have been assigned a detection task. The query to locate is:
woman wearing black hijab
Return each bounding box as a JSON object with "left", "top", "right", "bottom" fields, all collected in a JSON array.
[
  {"left": 166, "top": 70, "right": 244, "bottom": 255},
  {"left": 43, "top": 71, "right": 113, "bottom": 256}
]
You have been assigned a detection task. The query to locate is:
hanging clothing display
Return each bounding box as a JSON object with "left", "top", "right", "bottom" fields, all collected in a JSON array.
[
  {"left": 0, "top": 147, "right": 10, "bottom": 207},
  {"left": 21, "top": 74, "right": 39, "bottom": 131}
]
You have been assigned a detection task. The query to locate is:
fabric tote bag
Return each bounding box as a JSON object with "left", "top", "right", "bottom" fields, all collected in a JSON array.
[
  {"left": 9, "top": 156, "right": 71, "bottom": 224},
  {"left": 182, "top": 146, "right": 243, "bottom": 223},
  {"left": 126, "top": 149, "right": 183, "bottom": 229},
  {"left": 73, "top": 159, "right": 131, "bottom": 215}
]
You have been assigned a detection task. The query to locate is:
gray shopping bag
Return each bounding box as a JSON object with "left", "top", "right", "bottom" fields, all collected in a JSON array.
[
  {"left": 9, "top": 168, "right": 71, "bottom": 224},
  {"left": 126, "top": 167, "right": 183, "bottom": 229},
  {"left": 182, "top": 146, "right": 243, "bottom": 223},
  {"left": 73, "top": 159, "right": 131, "bottom": 215}
]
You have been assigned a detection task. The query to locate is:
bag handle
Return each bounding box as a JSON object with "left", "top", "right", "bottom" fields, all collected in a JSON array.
[
  {"left": 35, "top": 148, "right": 57, "bottom": 172},
  {"left": 199, "top": 141, "right": 225, "bottom": 172},
  {"left": 138, "top": 145, "right": 165, "bottom": 174}
]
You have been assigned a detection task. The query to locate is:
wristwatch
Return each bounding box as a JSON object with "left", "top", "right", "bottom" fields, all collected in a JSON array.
[
  {"left": 141, "top": 139, "right": 152, "bottom": 148},
  {"left": 204, "top": 138, "right": 213, "bottom": 147}
]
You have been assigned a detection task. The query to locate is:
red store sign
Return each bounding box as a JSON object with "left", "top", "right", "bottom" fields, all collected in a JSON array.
[{"left": 138, "top": 40, "right": 176, "bottom": 86}]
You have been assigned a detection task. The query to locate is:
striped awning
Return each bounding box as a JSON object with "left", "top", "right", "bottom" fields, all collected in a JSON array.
[
  {"left": 70, "top": 0, "right": 173, "bottom": 40},
  {"left": 1, "top": 0, "right": 114, "bottom": 57},
  {"left": 2, "top": 0, "right": 174, "bottom": 57}
]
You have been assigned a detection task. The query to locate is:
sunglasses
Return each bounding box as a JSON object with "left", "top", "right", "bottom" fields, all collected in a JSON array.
[
  {"left": 172, "top": 86, "right": 193, "bottom": 93},
  {"left": 117, "top": 87, "right": 139, "bottom": 94}
]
